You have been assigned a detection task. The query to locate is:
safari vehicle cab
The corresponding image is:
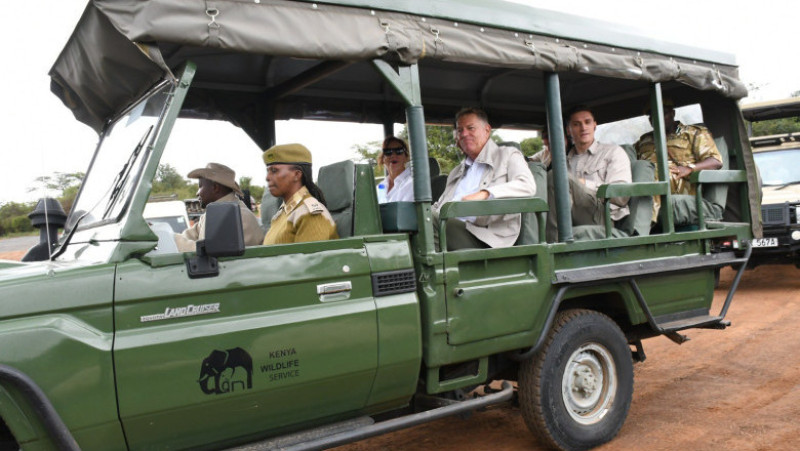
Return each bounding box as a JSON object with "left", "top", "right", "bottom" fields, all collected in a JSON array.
[
  {"left": 741, "top": 98, "right": 800, "bottom": 268},
  {"left": 1, "top": 1, "right": 759, "bottom": 450}
]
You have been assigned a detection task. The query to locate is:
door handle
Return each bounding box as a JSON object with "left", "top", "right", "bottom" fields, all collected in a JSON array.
[{"left": 317, "top": 281, "right": 352, "bottom": 302}]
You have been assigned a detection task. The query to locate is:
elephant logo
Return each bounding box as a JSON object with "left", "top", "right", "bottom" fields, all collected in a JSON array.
[{"left": 198, "top": 347, "right": 253, "bottom": 395}]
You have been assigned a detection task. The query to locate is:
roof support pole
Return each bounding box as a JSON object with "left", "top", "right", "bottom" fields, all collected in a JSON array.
[
  {"left": 383, "top": 121, "right": 394, "bottom": 139},
  {"left": 372, "top": 59, "right": 435, "bottom": 256},
  {"left": 650, "top": 83, "right": 674, "bottom": 233},
  {"left": 545, "top": 72, "right": 573, "bottom": 243}
]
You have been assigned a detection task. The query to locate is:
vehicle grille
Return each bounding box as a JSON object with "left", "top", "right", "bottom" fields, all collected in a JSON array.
[
  {"left": 371, "top": 269, "right": 417, "bottom": 296},
  {"left": 761, "top": 203, "right": 790, "bottom": 226}
]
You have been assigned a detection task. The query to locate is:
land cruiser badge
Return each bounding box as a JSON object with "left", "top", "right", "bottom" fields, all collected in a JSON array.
[{"left": 140, "top": 303, "right": 220, "bottom": 322}]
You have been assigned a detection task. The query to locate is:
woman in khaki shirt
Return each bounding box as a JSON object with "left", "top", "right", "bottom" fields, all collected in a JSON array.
[{"left": 261, "top": 144, "right": 338, "bottom": 245}]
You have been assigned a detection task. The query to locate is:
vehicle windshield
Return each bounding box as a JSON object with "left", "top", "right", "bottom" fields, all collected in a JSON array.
[
  {"left": 65, "top": 82, "right": 172, "bottom": 232},
  {"left": 754, "top": 148, "right": 800, "bottom": 186}
]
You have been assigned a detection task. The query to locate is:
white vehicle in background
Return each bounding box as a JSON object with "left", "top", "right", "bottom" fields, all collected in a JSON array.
[
  {"left": 143, "top": 199, "right": 191, "bottom": 233},
  {"left": 143, "top": 199, "right": 192, "bottom": 254},
  {"left": 742, "top": 98, "right": 800, "bottom": 268}
]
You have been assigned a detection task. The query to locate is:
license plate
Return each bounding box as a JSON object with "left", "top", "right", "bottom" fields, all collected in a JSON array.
[{"left": 751, "top": 238, "right": 779, "bottom": 248}]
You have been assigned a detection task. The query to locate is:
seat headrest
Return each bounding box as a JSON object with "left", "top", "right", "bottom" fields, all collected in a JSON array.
[{"left": 428, "top": 157, "right": 440, "bottom": 177}]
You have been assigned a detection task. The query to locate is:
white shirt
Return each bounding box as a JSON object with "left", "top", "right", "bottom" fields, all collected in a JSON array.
[
  {"left": 451, "top": 157, "right": 490, "bottom": 222},
  {"left": 386, "top": 168, "right": 414, "bottom": 202}
]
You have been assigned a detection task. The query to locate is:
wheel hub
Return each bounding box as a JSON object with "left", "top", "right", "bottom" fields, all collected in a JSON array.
[{"left": 562, "top": 343, "right": 617, "bottom": 424}]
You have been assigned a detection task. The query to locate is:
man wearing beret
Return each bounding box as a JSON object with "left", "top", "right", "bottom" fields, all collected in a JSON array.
[
  {"left": 262, "top": 143, "right": 338, "bottom": 244},
  {"left": 174, "top": 162, "right": 264, "bottom": 252}
]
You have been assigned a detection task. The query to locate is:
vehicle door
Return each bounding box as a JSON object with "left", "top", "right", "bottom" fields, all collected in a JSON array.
[{"left": 112, "top": 238, "right": 378, "bottom": 449}]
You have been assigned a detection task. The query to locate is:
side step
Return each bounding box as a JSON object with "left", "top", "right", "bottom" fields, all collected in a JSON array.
[
  {"left": 229, "top": 381, "right": 514, "bottom": 451},
  {"left": 628, "top": 242, "right": 751, "bottom": 344},
  {"left": 658, "top": 314, "right": 729, "bottom": 332}
]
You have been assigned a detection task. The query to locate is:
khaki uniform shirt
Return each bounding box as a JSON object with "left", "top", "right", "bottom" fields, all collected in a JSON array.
[
  {"left": 174, "top": 192, "right": 265, "bottom": 252},
  {"left": 567, "top": 141, "right": 632, "bottom": 221},
  {"left": 635, "top": 123, "right": 723, "bottom": 220},
  {"left": 263, "top": 186, "right": 338, "bottom": 245},
  {"left": 635, "top": 123, "right": 722, "bottom": 195}
]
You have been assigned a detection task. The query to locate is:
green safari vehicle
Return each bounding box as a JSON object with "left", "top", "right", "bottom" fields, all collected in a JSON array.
[{"left": 1, "top": 1, "right": 761, "bottom": 450}]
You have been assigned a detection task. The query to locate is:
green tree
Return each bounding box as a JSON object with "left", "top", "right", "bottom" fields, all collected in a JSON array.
[
  {"left": 519, "top": 136, "right": 543, "bottom": 158},
  {"left": 27, "top": 171, "right": 84, "bottom": 217},
  {"left": 153, "top": 164, "right": 187, "bottom": 192},
  {"left": 0, "top": 201, "right": 37, "bottom": 236},
  {"left": 150, "top": 164, "right": 199, "bottom": 200},
  {"left": 751, "top": 117, "right": 800, "bottom": 136},
  {"left": 353, "top": 140, "right": 384, "bottom": 176},
  {"left": 29, "top": 171, "right": 84, "bottom": 195}
]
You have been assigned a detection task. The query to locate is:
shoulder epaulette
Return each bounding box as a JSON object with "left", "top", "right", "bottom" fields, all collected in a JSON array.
[{"left": 302, "top": 197, "right": 325, "bottom": 214}]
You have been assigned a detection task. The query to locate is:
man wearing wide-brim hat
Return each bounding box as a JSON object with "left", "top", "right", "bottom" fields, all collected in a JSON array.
[{"left": 174, "top": 162, "right": 264, "bottom": 252}]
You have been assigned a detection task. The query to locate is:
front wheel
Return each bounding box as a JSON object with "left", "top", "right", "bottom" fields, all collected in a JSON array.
[{"left": 518, "top": 309, "right": 633, "bottom": 451}]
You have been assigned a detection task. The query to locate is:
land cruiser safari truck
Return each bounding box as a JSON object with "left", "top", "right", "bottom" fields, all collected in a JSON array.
[
  {"left": 741, "top": 98, "right": 800, "bottom": 268},
  {"left": 1, "top": 1, "right": 759, "bottom": 450}
]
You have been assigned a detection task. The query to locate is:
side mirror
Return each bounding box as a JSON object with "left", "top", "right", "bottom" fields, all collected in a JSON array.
[
  {"left": 186, "top": 202, "right": 245, "bottom": 278},
  {"left": 203, "top": 202, "right": 245, "bottom": 257}
]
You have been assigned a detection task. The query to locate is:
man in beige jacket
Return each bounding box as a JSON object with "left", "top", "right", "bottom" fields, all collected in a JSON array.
[
  {"left": 174, "top": 162, "right": 264, "bottom": 252},
  {"left": 432, "top": 107, "right": 536, "bottom": 250}
]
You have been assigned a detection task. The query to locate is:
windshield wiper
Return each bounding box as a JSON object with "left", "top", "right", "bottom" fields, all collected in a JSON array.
[{"left": 102, "top": 125, "right": 153, "bottom": 219}]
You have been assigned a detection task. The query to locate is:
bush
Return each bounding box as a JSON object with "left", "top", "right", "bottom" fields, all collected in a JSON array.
[
  {"left": 10, "top": 216, "right": 33, "bottom": 233},
  {"left": 0, "top": 202, "right": 36, "bottom": 236}
]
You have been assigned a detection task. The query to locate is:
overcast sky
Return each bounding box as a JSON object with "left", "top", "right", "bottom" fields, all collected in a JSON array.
[{"left": 1, "top": 0, "right": 797, "bottom": 205}]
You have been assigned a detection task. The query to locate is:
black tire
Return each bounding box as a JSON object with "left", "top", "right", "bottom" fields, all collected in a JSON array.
[{"left": 518, "top": 309, "right": 633, "bottom": 451}]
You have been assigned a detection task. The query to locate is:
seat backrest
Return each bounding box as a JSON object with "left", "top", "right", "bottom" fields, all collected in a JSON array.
[
  {"left": 514, "top": 161, "right": 548, "bottom": 245},
  {"left": 260, "top": 190, "right": 282, "bottom": 233},
  {"left": 317, "top": 160, "right": 356, "bottom": 238},
  {"left": 616, "top": 159, "right": 655, "bottom": 236},
  {"left": 428, "top": 157, "right": 440, "bottom": 177},
  {"left": 620, "top": 143, "right": 637, "bottom": 163},
  {"left": 428, "top": 156, "right": 448, "bottom": 201}
]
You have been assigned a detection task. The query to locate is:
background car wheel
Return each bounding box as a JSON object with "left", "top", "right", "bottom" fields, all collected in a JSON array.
[{"left": 518, "top": 309, "right": 633, "bottom": 451}]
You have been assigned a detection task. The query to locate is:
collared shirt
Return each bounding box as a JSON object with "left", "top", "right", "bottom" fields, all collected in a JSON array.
[
  {"left": 635, "top": 122, "right": 722, "bottom": 195},
  {"left": 263, "top": 186, "right": 338, "bottom": 245},
  {"left": 451, "top": 157, "right": 491, "bottom": 222},
  {"left": 174, "top": 192, "right": 264, "bottom": 253},
  {"left": 386, "top": 167, "right": 414, "bottom": 202},
  {"left": 567, "top": 140, "right": 632, "bottom": 220}
]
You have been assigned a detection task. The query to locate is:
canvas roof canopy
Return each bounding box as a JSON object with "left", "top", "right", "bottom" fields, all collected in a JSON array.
[{"left": 51, "top": 0, "right": 747, "bottom": 148}]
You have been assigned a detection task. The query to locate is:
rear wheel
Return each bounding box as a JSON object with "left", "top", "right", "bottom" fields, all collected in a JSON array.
[{"left": 518, "top": 309, "right": 633, "bottom": 451}]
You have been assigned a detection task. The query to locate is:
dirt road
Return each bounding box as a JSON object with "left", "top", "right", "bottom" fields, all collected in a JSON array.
[{"left": 337, "top": 265, "right": 800, "bottom": 451}]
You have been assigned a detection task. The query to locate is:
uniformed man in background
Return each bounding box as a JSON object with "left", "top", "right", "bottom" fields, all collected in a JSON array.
[{"left": 635, "top": 99, "right": 723, "bottom": 221}]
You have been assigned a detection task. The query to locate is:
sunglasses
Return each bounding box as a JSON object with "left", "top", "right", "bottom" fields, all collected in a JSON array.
[{"left": 382, "top": 147, "right": 407, "bottom": 156}]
